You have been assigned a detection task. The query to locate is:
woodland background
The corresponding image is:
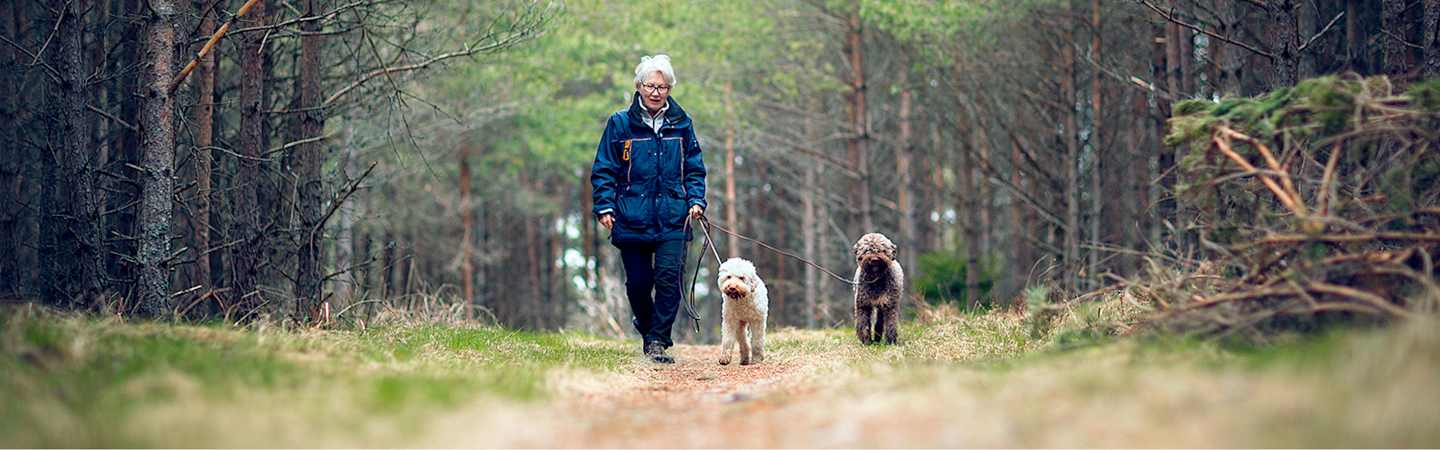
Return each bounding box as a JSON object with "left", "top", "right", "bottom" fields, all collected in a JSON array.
[{"left": 1, "top": 0, "right": 1436, "bottom": 340}]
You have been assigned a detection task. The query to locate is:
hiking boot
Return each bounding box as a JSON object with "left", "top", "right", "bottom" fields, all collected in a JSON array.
[{"left": 644, "top": 341, "right": 674, "bottom": 364}]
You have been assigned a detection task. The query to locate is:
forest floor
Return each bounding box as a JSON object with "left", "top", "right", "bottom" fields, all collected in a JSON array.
[{"left": 2, "top": 302, "right": 1439, "bottom": 447}]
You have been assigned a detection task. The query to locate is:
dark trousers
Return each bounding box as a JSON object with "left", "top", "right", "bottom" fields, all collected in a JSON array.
[{"left": 618, "top": 239, "right": 686, "bottom": 349}]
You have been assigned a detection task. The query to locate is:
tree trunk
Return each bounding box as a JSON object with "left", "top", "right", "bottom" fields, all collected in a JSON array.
[
  {"left": 930, "top": 125, "right": 945, "bottom": 251},
  {"left": 801, "top": 99, "right": 819, "bottom": 328},
  {"left": 1383, "top": 0, "right": 1412, "bottom": 77},
  {"left": 1346, "top": 0, "right": 1362, "bottom": 72},
  {"left": 1164, "top": 0, "right": 1183, "bottom": 101},
  {"left": 51, "top": 0, "right": 103, "bottom": 307},
  {"left": 136, "top": 0, "right": 182, "bottom": 317},
  {"left": 1008, "top": 137, "right": 1033, "bottom": 305},
  {"left": 548, "top": 209, "right": 563, "bottom": 326},
  {"left": 802, "top": 159, "right": 818, "bottom": 328},
  {"left": 580, "top": 162, "right": 601, "bottom": 314},
  {"left": 957, "top": 125, "right": 978, "bottom": 308},
  {"left": 897, "top": 74, "right": 917, "bottom": 283},
  {"left": 1117, "top": 90, "right": 1148, "bottom": 275},
  {"left": 1157, "top": 21, "right": 1177, "bottom": 244},
  {"left": 724, "top": 80, "right": 739, "bottom": 258},
  {"left": 845, "top": 7, "right": 873, "bottom": 233},
  {"left": 91, "top": 0, "right": 110, "bottom": 234},
  {"left": 525, "top": 203, "right": 541, "bottom": 328},
  {"left": 1063, "top": 0, "right": 1081, "bottom": 296},
  {"left": 380, "top": 223, "right": 395, "bottom": 300},
  {"left": 978, "top": 155, "right": 992, "bottom": 257},
  {"left": 1297, "top": 0, "right": 1318, "bottom": 78},
  {"left": 1087, "top": 0, "right": 1102, "bottom": 289},
  {"left": 189, "top": 0, "right": 217, "bottom": 299},
  {"left": 458, "top": 140, "right": 475, "bottom": 319},
  {"left": 259, "top": 29, "right": 284, "bottom": 296},
  {"left": 1212, "top": 0, "right": 1244, "bottom": 96},
  {"left": 292, "top": 0, "right": 327, "bottom": 323},
  {"left": 108, "top": 0, "right": 143, "bottom": 297},
  {"left": 332, "top": 127, "right": 357, "bottom": 306},
  {"left": 1178, "top": 29, "right": 1194, "bottom": 97},
  {"left": 1427, "top": 0, "right": 1440, "bottom": 76},
  {"left": 0, "top": 0, "right": 19, "bottom": 295},
  {"left": 1210, "top": 2, "right": 1226, "bottom": 98},
  {"left": 231, "top": 0, "right": 268, "bottom": 316},
  {"left": 1268, "top": 0, "right": 1299, "bottom": 88}
]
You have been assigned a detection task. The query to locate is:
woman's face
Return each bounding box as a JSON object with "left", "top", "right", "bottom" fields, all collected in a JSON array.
[{"left": 637, "top": 71, "right": 670, "bottom": 112}]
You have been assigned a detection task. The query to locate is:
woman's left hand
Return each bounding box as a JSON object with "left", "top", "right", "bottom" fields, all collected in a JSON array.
[{"left": 690, "top": 205, "right": 703, "bottom": 219}]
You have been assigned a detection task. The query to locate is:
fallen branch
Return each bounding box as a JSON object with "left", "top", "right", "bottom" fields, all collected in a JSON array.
[
  {"left": 1217, "top": 127, "right": 1308, "bottom": 216},
  {"left": 1212, "top": 134, "right": 1304, "bottom": 216},
  {"left": 1237, "top": 232, "right": 1440, "bottom": 249},
  {"left": 169, "top": 0, "right": 264, "bottom": 94},
  {"left": 1306, "top": 282, "right": 1415, "bottom": 319}
]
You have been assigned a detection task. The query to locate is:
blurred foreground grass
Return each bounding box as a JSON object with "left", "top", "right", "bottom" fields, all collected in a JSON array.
[
  {"left": 2, "top": 301, "right": 1438, "bottom": 447},
  {"left": 0, "top": 304, "right": 633, "bottom": 447}
]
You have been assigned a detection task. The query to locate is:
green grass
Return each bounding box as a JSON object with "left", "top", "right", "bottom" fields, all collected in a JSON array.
[{"left": 0, "top": 305, "right": 632, "bottom": 447}]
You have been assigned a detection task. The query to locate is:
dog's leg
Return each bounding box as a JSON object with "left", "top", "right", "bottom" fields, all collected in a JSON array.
[
  {"left": 871, "top": 305, "right": 887, "bottom": 344},
  {"left": 750, "top": 318, "right": 766, "bottom": 363},
  {"left": 719, "top": 316, "right": 736, "bottom": 365},
  {"left": 880, "top": 303, "right": 899, "bottom": 345},
  {"left": 738, "top": 320, "right": 753, "bottom": 365},
  {"left": 855, "top": 303, "right": 873, "bottom": 344}
]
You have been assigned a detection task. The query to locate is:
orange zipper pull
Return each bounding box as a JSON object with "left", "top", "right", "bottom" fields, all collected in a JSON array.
[{"left": 622, "top": 140, "right": 632, "bottom": 161}]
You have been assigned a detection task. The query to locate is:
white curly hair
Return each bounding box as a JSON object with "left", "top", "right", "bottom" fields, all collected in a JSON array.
[{"left": 633, "top": 54, "right": 676, "bottom": 86}]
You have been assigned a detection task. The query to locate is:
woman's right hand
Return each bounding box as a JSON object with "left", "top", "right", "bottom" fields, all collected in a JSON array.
[{"left": 599, "top": 214, "right": 614, "bottom": 230}]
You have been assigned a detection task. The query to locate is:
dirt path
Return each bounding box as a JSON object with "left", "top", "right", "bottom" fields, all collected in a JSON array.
[
  {"left": 606, "top": 344, "right": 811, "bottom": 403},
  {"left": 552, "top": 343, "right": 839, "bottom": 447}
]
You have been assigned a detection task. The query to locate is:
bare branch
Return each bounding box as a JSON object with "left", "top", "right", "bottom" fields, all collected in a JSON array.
[
  {"left": 1298, "top": 12, "right": 1345, "bottom": 53},
  {"left": 1135, "top": 0, "right": 1275, "bottom": 60}
]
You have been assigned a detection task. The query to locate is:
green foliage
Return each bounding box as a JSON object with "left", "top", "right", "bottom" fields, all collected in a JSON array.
[
  {"left": 1021, "top": 285, "right": 1057, "bottom": 338},
  {"left": 1165, "top": 84, "right": 1297, "bottom": 147},
  {"left": 1165, "top": 74, "right": 1438, "bottom": 253},
  {"left": 1408, "top": 78, "right": 1440, "bottom": 112},
  {"left": 915, "top": 250, "right": 996, "bottom": 309},
  {"left": 860, "top": 0, "right": 1059, "bottom": 69},
  {"left": 1164, "top": 75, "right": 1419, "bottom": 149}
]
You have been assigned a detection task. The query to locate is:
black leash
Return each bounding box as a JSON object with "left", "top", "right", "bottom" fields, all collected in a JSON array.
[
  {"left": 680, "top": 215, "right": 722, "bottom": 334},
  {"left": 697, "top": 213, "right": 861, "bottom": 286},
  {"left": 678, "top": 213, "right": 869, "bottom": 336}
]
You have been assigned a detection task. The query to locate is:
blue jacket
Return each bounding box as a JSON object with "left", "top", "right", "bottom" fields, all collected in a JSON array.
[{"left": 590, "top": 93, "right": 708, "bottom": 244}]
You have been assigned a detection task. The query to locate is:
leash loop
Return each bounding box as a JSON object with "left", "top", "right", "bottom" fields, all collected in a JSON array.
[{"left": 680, "top": 215, "right": 710, "bottom": 334}]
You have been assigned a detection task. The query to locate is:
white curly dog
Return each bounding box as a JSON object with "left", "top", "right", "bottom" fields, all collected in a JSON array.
[{"left": 716, "top": 257, "right": 769, "bottom": 365}]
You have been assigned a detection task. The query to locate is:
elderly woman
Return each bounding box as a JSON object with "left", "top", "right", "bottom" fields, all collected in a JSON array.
[{"left": 590, "top": 55, "right": 707, "bottom": 364}]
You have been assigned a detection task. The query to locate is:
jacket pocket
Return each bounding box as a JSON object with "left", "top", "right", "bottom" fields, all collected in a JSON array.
[
  {"left": 627, "top": 138, "right": 658, "bottom": 181},
  {"left": 661, "top": 185, "right": 688, "bottom": 228},
  {"left": 616, "top": 190, "right": 650, "bottom": 227}
]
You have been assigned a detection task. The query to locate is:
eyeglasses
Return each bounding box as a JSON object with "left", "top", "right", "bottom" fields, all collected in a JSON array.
[{"left": 640, "top": 83, "right": 671, "bottom": 94}]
